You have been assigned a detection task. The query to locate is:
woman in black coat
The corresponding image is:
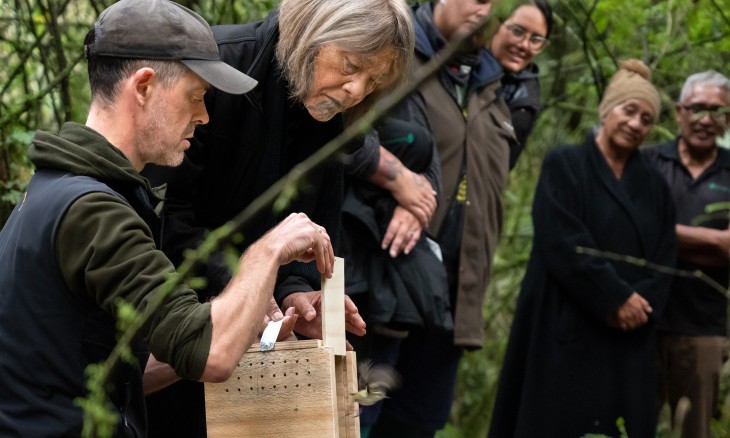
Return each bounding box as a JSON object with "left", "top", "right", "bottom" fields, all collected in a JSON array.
[{"left": 489, "top": 60, "right": 676, "bottom": 438}]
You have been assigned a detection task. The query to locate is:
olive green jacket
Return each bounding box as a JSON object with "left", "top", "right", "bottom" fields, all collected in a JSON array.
[{"left": 30, "top": 122, "right": 212, "bottom": 379}]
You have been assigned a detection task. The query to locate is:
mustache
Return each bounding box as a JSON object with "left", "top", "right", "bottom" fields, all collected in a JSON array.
[{"left": 310, "top": 98, "right": 343, "bottom": 116}]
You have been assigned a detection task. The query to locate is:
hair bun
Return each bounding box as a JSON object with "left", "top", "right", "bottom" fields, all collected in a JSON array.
[
  {"left": 598, "top": 58, "right": 660, "bottom": 122},
  {"left": 619, "top": 59, "right": 651, "bottom": 81}
]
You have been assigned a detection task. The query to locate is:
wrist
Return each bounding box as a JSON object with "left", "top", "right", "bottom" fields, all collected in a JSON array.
[
  {"left": 368, "top": 146, "right": 404, "bottom": 190},
  {"left": 713, "top": 228, "right": 729, "bottom": 250},
  {"left": 241, "top": 238, "right": 284, "bottom": 271}
]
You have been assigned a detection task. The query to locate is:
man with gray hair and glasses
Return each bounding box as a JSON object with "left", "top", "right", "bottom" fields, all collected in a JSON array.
[
  {"left": 0, "top": 0, "right": 337, "bottom": 436},
  {"left": 645, "top": 70, "right": 730, "bottom": 438}
]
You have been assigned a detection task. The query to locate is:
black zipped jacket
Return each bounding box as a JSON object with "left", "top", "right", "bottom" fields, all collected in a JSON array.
[
  {"left": 500, "top": 62, "right": 542, "bottom": 169},
  {"left": 144, "top": 11, "right": 344, "bottom": 300}
]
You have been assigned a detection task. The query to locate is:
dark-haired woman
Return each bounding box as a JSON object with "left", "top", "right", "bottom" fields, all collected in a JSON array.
[{"left": 489, "top": 0, "right": 553, "bottom": 168}]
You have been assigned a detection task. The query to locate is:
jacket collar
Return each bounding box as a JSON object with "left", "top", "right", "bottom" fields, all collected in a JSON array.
[
  {"left": 30, "top": 123, "right": 163, "bottom": 206},
  {"left": 502, "top": 60, "right": 540, "bottom": 81},
  {"left": 246, "top": 11, "right": 280, "bottom": 82},
  {"left": 657, "top": 136, "right": 730, "bottom": 170},
  {"left": 586, "top": 134, "right": 651, "bottom": 253},
  {"left": 413, "top": 3, "right": 502, "bottom": 96},
  {"left": 243, "top": 11, "right": 281, "bottom": 114}
]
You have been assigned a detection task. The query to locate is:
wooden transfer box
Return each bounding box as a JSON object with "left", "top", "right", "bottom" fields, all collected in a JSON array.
[{"left": 205, "top": 258, "right": 360, "bottom": 437}]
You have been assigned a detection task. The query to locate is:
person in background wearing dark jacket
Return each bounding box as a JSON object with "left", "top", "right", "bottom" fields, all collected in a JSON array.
[
  {"left": 0, "top": 0, "right": 337, "bottom": 436},
  {"left": 353, "top": 0, "right": 523, "bottom": 436},
  {"left": 645, "top": 70, "right": 730, "bottom": 438},
  {"left": 488, "top": 0, "right": 553, "bottom": 169},
  {"left": 342, "top": 116, "right": 452, "bottom": 438},
  {"left": 342, "top": 117, "right": 448, "bottom": 337},
  {"left": 141, "top": 0, "right": 418, "bottom": 436},
  {"left": 489, "top": 59, "right": 676, "bottom": 438}
]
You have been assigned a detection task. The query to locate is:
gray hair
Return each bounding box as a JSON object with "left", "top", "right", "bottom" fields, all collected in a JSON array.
[
  {"left": 276, "top": 0, "right": 414, "bottom": 122},
  {"left": 679, "top": 70, "right": 730, "bottom": 102}
]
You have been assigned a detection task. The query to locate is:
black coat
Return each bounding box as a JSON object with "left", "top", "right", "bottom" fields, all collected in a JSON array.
[
  {"left": 142, "top": 12, "right": 345, "bottom": 438},
  {"left": 500, "top": 62, "right": 541, "bottom": 169},
  {"left": 144, "top": 11, "right": 344, "bottom": 298},
  {"left": 342, "top": 118, "right": 451, "bottom": 333},
  {"left": 489, "top": 136, "right": 676, "bottom": 438}
]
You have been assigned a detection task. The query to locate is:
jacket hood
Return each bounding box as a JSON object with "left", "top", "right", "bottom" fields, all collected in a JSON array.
[
  {"left": 413, "top": 2, "right": 440, "bottom": 60},
  {"left": 29, "top": 122, "right": 159, "bottom": 199},
  {"left": 413, "top": 3, "right": 502, "bottom": 88}
]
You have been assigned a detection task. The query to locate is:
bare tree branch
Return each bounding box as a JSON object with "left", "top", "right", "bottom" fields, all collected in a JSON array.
[
  {"left": 576, "top": 246, "right": 729, "bottom": 298},
  {"left": 79, "top": 8, "right": 506, "bottom": 435},
  {"left": 41, "top": 0, "right": 74, "bottom": 123},
  {"left": 708, "top": 0, "right": 730, "bottom": 30},
  {"left": 0, "top": 51, "right": 85, "bottom": 130}
]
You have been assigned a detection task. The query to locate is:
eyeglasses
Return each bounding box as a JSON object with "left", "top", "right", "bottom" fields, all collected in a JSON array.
[
  {"left": 503, "top": 23, "right": 550, "bottom": 51},
  {"left": 680, "top": 103, "right": 730, "bottom": 124}
]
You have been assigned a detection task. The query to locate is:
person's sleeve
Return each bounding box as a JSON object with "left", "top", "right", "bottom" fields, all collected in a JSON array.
[
  {"left": 406, "top": 92, "right": 441, "bottom": 196},
  {"left": 507, "top": 76, "right": 541, "bottom": 170},
  {"left": 274, "top": 271, "right": 315, "bottom": 303},
  {"left": 343, "top": 94, "right": 441, "bottom": 197},
  {"left": 531, "top": 150, "right": 634, "bottom": 321},
  {"left": 343, "top": 130, "right": 381, "bottom": 179},
  {"left": 273, "top": 158, "right": 345, "bottom": 304},
  {"left": 56, "top": 193, "right": 212, "bottom": 380}
]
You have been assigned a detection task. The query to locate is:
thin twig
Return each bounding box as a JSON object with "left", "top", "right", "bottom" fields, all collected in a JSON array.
[
  {"left": 0, "top": 51, "right": 86, "bottom": 130},
  {"left": 708, "top": 0, "right": 730, "bottom": 30},
  {"left": 576, "top": 246, "right": 729, "bottom": 298},
  {"left": 80, "top": 7, "right": 506, "bottom": 437}
]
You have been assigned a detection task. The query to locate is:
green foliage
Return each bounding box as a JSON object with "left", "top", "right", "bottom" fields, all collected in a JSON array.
[
  {"left": 444, "top": 0, "right": 730, "bottom": 435},
  {"left": 273, "top": 180, "right": 299, "bottom": 214},
  {"left": 113, "top": 298, "right": 141, "bottom": 364},
  {"left": 75, "top": 363, "right": 119, "bottom": 438},
  {"left": 183, "top": 0, "right": 276, "bottom": 24},
  {"left": 0, "top": 128, "right": 34, "bottom": 222},
  {"left": 580, "top": 417, "right": 629, "bottom": 438},
  {"left": 185, "top": 275, "right": 209, "bottom": 291},
  {"left": 3, "top": 0, "right": 730, "bottom": 436},
  {"left": 0, "top": 0, "right": 276, "bottom": 225}
]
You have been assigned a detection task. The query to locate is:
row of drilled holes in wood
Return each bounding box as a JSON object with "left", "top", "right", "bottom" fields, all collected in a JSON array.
[{"left": 223, "top": 358, "right": 315, "bottom": 392}]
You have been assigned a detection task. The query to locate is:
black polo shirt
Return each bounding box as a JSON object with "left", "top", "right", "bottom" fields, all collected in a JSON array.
[{"left": 644, "top": 138, "right": 730, "bottom": 336}]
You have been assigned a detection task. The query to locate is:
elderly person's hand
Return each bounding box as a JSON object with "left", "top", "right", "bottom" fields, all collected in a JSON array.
[
  {"left": 368, "top": 147, "right": 437, "bottom": 228},
  {"left": 282, "top": 291, "right": 366, "bottom": 349},
  {"left": 389, "top": 170, "right": 437, "bottom": 227},
  {"left": 258, "top": 297, "right": 299, "bottom": 342},
  {"left": 381, "top": 205, "right": 422, "bottom": 257},
  {"left": 608, "top": 292, "right": 652, "bottom": 331}
]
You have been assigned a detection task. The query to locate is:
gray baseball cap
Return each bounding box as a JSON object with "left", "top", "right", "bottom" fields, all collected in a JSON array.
[{"left": 84, "top": 0, "right": 256, "bottom": 95}]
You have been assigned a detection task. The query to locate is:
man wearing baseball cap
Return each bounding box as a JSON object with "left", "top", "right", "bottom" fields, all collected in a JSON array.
[{"left": 0, "top": 0, "right": 337, "bottom": 436}]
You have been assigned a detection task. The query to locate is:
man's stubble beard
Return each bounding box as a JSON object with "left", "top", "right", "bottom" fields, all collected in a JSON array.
[{"left": 139, "top": 104, "right": 186, "bottom": 168}]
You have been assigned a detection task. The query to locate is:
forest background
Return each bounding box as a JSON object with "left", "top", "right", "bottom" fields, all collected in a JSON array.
[{"left": 1, "top": 0, "right": 729, "bottom": 436}]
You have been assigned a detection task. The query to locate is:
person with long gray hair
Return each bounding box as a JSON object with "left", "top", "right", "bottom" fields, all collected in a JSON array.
[
  {"left": 141, "top": 0, "right": 420, "bottom": 436},
  {"left": 646, "top": 70, "right": 730, "bottom": 438}
]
